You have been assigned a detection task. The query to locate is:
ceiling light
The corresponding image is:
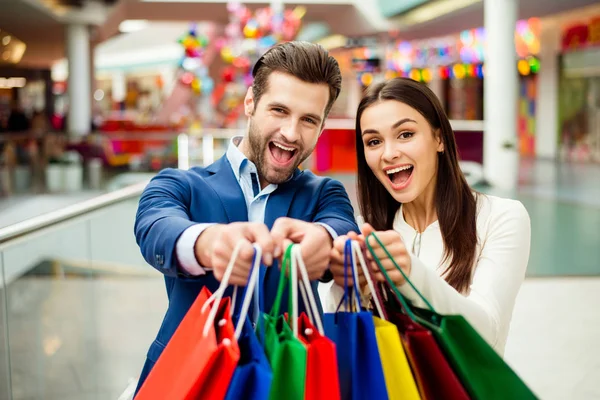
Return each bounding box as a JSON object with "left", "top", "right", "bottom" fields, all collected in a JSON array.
[
  {"left": 94, "top": 89, "right": 105, "bottom": 101},
  {"left": 118, "top": 20, "right": 150, "bottom": 33},
  {"left": 394, "top": 0, "right": 482, "bottom": 26},
  {"left": 317, "top": 34, "right": 347, "bottom": 50},
  {"left": 0, "top": 78, "right": 27, "bottom": 89}
]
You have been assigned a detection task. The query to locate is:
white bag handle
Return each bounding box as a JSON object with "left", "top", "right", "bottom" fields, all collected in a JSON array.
[
  {"left": 233, "top": 244, "right": 262, "bottom": 339},
  {"left": 289, "top": 243, "right": 299, "bottom": 337},
  {"left": 351, "top": 240, "right": 385, "bottom": 319},
  {"left": 292, "top": 245, "right": 325, "bottom": 335},
  {"left": 201, "top": 240, "right": 257, "bottom": 338}
]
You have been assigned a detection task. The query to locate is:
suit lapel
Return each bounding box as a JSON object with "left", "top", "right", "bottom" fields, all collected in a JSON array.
[
  {"left": 206, "top": 156, "right": 248, "bottom": 223},
  {"left": 264, "top": 169, "right": 303, "bottom": 229}
]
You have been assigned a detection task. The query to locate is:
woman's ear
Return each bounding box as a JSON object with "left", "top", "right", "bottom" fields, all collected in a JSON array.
[{"left": 436, "top": 129, "right": 444, "bottom": 153}]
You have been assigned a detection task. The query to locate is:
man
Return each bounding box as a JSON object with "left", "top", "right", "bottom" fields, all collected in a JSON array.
[{"left": 133, "top": 41, "right": 358, "bottom": 392}]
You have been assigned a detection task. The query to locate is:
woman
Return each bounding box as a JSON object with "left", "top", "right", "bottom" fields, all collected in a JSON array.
[{"left": 328, "top": 78, "right": 530, "bottom": 355}]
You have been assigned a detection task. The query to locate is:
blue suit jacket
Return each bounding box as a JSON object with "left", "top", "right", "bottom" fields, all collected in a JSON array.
[{"left": 133, "top": 155, "right": 358, "bottom": 391}]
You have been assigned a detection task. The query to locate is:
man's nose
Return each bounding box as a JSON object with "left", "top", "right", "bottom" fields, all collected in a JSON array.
[{"left": 279, "top": 120, "right": 301, "bottom": 143}]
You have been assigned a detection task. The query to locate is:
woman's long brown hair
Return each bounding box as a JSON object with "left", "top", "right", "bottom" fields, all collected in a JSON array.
[{"left": 356, "top": 78, "right": 477, "bottom": 293}]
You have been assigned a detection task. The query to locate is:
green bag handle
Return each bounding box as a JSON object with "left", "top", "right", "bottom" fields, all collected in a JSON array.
[
  {"left": 269, "top": 244, "right": 298, "bottom": 336},
  {"left": 366, "top": 232, "right": 440, "bottom": 326}
]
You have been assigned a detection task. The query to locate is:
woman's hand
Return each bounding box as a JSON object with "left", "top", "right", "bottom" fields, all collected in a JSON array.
[
  {"left": 329, "top": 234, "right": 367, "bottom": 288},
  {"left": 359, "top": 223, "right": 412, "bottom": 286}
]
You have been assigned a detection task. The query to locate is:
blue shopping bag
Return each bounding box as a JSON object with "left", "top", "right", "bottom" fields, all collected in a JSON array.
[
  {"left": 323, "top": 240, "right": 388, "bottom": 400},
  {"left": 225, "top": 246, "right": 273, "bottom": 400},
  {"left": 224, "top": 318, "right": 272, "bottom": 400}
]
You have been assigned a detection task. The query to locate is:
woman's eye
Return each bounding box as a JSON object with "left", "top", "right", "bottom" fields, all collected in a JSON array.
[
  {"left": 366, "top": 139, "right": 380, "bottom": 147},
  {"left": 399, "top": 131, "right": 414, "bottom": 139}
]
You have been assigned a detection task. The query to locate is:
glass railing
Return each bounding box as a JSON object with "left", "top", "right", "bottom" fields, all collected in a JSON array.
[{"left": 0, "top": 181, "right": 160, "bottom": 400}]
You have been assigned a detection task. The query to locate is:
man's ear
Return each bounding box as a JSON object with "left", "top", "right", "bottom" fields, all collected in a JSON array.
[{"left": 244, "top": 86, "right": 255, "bottom": 117}]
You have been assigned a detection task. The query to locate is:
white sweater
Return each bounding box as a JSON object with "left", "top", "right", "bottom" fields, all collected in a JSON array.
[{"left": 326, "top": 194, "right": 531, "bottom": 355}]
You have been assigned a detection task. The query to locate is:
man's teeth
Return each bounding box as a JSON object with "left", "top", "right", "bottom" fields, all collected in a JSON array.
[
  {"left": 386, "top": 165, "right": 413, "bottom": 175},
  {"left": 273, "top": 142, "right": 295, "bottom": 152}
]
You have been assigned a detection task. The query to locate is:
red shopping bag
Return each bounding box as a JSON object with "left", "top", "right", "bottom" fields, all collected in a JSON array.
[
  {"left": 381, "top": 284, "right": 470, "bottom": 400},
  {"left": 290, "top": 245, "right": 341, "bottom": 400},
  {"left": 136, "top": 286, "right": 240, "bottom": 400},
  {"left": 298, "top": 312, "right": 341, "bottom": 400}
]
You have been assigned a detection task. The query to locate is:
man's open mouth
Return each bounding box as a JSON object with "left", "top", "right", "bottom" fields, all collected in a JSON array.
[{"left": 268, "top": 141, "right": 297, "bottom": 165}]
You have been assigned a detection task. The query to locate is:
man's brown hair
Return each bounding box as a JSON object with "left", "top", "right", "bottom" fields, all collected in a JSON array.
[{"left": 251, "top": 41, "right": 342, "bottom": 118}]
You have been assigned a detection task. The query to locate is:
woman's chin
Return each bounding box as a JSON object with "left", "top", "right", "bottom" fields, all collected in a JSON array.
[
  {"left": 391, "top": 191, "right": 417, "bottom": 204},
  {"left": 384, "top": 181, "right": 418, "bottom": 204}
]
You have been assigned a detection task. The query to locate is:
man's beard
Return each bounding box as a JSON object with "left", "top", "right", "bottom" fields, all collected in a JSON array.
[{"left": 247, "top": 118, "right": 312, "bottom": 185}]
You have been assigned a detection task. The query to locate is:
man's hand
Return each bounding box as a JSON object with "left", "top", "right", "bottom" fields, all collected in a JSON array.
[
  {"left": 329, "top": 235, "right": 367, "bottom": 288},
  {"left": 194, "top": 222, "right": 279, "bottom": 286},
  {"left": 270, "top": 217, "right": 333, "bottom": 281}
]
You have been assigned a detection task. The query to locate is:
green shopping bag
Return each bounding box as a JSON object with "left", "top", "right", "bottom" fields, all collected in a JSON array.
[
  {"left": 367, "top": 233, "right": 538, "bottom": 400},
  {"left": 258, "top": 245, "right": 307, "bottom": 400}
]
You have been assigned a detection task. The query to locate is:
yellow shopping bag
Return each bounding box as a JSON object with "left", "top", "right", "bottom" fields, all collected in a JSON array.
[
  {"left": 373, "top": 316, "right": 421, "bottom": 400},
  {"left": 349, "top": 240, "right": 421, "bottom": 400}
]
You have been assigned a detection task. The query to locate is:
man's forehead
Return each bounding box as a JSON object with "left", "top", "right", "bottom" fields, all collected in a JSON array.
[{"left": 261, "top": 72, "right": 329, "bottom": 115}]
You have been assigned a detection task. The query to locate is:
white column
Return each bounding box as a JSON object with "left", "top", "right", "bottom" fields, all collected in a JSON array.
[
  {"left": 535, "top": 19, "right": 560, "bottom": 160},
  {"left": 428, "top": 73, "right": 444, "bottom": 106},
  {"left": 111, "top": 71, "right": 126, "bottom": 103},
  {"left": 66, "top": 24, "right": 92, "bottom": 136},
  {"left": 483, "top": 0, "right": 519, "bottom": 190}
]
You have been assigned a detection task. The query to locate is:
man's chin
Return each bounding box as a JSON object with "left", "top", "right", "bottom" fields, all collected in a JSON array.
[{"left": 263, "top": 167, "right": 296, "bottom": 185}]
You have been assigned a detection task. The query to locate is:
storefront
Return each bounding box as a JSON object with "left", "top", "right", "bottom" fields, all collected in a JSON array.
[
  {"left": 558, "top": 16, "right": 600, "bottom": 163},
  {"left": 384, "top": 18, "right": 541, "bottom": 157},
  {"left": 0, "top": 66, "right": 53, "bottom": 130}
]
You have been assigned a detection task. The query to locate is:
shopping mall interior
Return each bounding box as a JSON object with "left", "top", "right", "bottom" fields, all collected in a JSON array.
[{"left": 1, "top": 0, "right": 600, "bottom": 399}]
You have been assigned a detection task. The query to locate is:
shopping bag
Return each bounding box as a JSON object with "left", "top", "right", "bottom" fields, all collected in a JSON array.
[
  {"left": 361, "top": 237, "right": 469, "bottom": 400},
  {"left": 367, "top": 233, "right": 538, "bottom": 400},
  {"left": 225, "top": 246, "right": 273, "bottom": 400},
  {"left": 292, "top": 245, "right": 341, "bottom": 400},
  {"left": 323, "top": 240, "right": 388, "bottom": 400},
  {"left": 225, "top": 318, "right": 273, "bottom": 400},
  {"left": 350, "top": 243, "right": 421, "bottom": 400},
  {"left": 136, "top": 241, "right": 263, "bottom": 400},
  {"left": 259, "top": 244, "right": 307, "bottom": 400},
  {"left": 382, "top": 285, "right": 470, "bottom": 400},
  {"left": 135, "top": 271, "right": 241, "bottom": 399}
]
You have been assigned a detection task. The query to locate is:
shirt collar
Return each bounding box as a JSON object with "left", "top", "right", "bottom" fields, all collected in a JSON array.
[{"left": 226, "top": 136, "right": 250, "bottom": 182}]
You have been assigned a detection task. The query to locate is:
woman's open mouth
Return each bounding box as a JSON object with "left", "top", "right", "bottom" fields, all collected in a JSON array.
[
  {"left": 385, "top": 164, "right": 414, "bottom": 190},
  {"left": 268, "top": 141, "right": 297, "bottom": 167}
]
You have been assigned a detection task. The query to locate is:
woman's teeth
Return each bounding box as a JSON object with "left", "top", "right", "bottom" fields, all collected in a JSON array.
[{"left": 386, "top": 165, "right": 413, "bottom": 175}]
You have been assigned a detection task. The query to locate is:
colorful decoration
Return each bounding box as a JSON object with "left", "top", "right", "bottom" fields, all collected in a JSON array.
[
  {"left": 209, "top": 1, "right": 307, "bottom": 128},
  {"left": 515, "top": 18, "right": 541, "bottom": 58},
  {"left": 217, "top": 1, "right": 306, "bottom": 72},
  {"left": 561, "top": 15, "right": 600, "bottom": 51},
  {"left": 386, "top": 18, "right": 541, "bottom": 79},
  {"left": 458, "top": 27, "right": 485, "bottom": 64},
  {"left": 518, "top": 74, "right": 537, "bottom": 156},
  {"left": 177, "top": 24, "right": 214, "bottom": 96}
]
